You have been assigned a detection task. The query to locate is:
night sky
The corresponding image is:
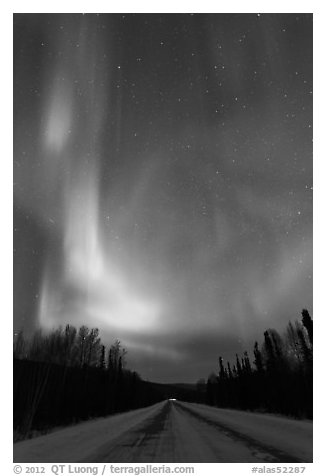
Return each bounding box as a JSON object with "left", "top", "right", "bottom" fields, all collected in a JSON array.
[{"left": 13, "top": 13, "right": 313, "bottom": 382}]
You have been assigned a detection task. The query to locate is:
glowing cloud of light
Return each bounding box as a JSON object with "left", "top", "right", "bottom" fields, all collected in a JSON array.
[{"left": 38, "top": 17, "right": 162, "bottom": 336}]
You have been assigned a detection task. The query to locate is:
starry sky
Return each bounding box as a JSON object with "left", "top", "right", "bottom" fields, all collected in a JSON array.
[{"left": 13, "top": 13, "right": 312, "bottom": 383}]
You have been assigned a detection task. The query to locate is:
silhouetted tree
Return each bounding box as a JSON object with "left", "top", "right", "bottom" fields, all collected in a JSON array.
[
  {"left": 85, "top": 328, "right": 101, "bottom": 366},
  {"left": 13, "top": 324, "right": 167, "bottom": 439},
  {"left": 236, "top": 353, "right": 242, "bottom": 377},
  {"left": 63, "top": 324, "right": 77, "bottom": 366},
  {"left": 77, "top": 325, "right": 89, "bottom": 367},
  {"left": 253, "top": 342, "right": 264, "bottom": 373},
  {"left": 218, "top": 356, "right": 226, "bottom": 379},
  {"left": 297, "top": 325, "right": 312, "bottom": 364},
  {"left": 285, "top": 321, "right": 302, "bottom": 364},
  {"left": 263, "top": 330, "right": 276, "bottom": 371},
  {"left": 302, "top": 309, "right": 313, "bottom": 345},
  {"left": 99, "top": 345, "right": 106, "bottom": 369},
  {"left": 243, "top": 351, "right": 252, "bottom": 374},
  {"left": 205, "top": 309, "right": 312, "bottom": 418},
  {"left": 108, "top": 348, "right": 113, "bottom": 372},
  {"left": 109, "top": 339, "right": 127, "bottom": 373},
  {"left": 227, "top": 361, "right": 233, "bottom": 379}
]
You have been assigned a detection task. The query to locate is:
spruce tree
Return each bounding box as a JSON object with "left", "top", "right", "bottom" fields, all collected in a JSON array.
[{"left": 302, "top": 309, "right": 313, "bottom": 345}]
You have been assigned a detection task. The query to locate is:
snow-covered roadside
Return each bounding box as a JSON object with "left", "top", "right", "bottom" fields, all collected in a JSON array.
[
  {"left": 177, "top": 401, "right": 313, "bottom": 462},
  {"left": 14, "top": 400, "right": 313, "bottom": 463},
  {"left": 14, "top": 401, "right": 166, "bottom": 463}
]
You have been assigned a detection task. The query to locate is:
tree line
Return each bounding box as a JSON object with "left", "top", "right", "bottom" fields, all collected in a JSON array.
[
  {"left": 205, "top": 309, "right": 313, "bottom": 418},
  {"left": 13, "top": 325, "right": 164, "bottom": 441},
  {"left": 13, "top": 308, "right": 313, "bottom": 441},
  {"left": 14, "top": 324, "right": 125, "bottom": 370}
]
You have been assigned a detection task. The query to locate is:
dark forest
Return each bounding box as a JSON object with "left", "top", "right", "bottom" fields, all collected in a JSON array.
[{"left": 13, "top": 308, "right": 312, "bottom": 442}]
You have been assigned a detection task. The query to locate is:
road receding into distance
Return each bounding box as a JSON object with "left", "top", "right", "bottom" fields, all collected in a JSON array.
[{"left": 14, "top": 400, "right": 312, "bottom": 463}]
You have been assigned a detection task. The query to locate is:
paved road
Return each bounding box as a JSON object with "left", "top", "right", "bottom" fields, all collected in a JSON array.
[
  {"left": 81, "top": 400, "right": 310, "bottom": 463},
  {"left": 14, "top": 400, "right": 312, "bottom": 463}
]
